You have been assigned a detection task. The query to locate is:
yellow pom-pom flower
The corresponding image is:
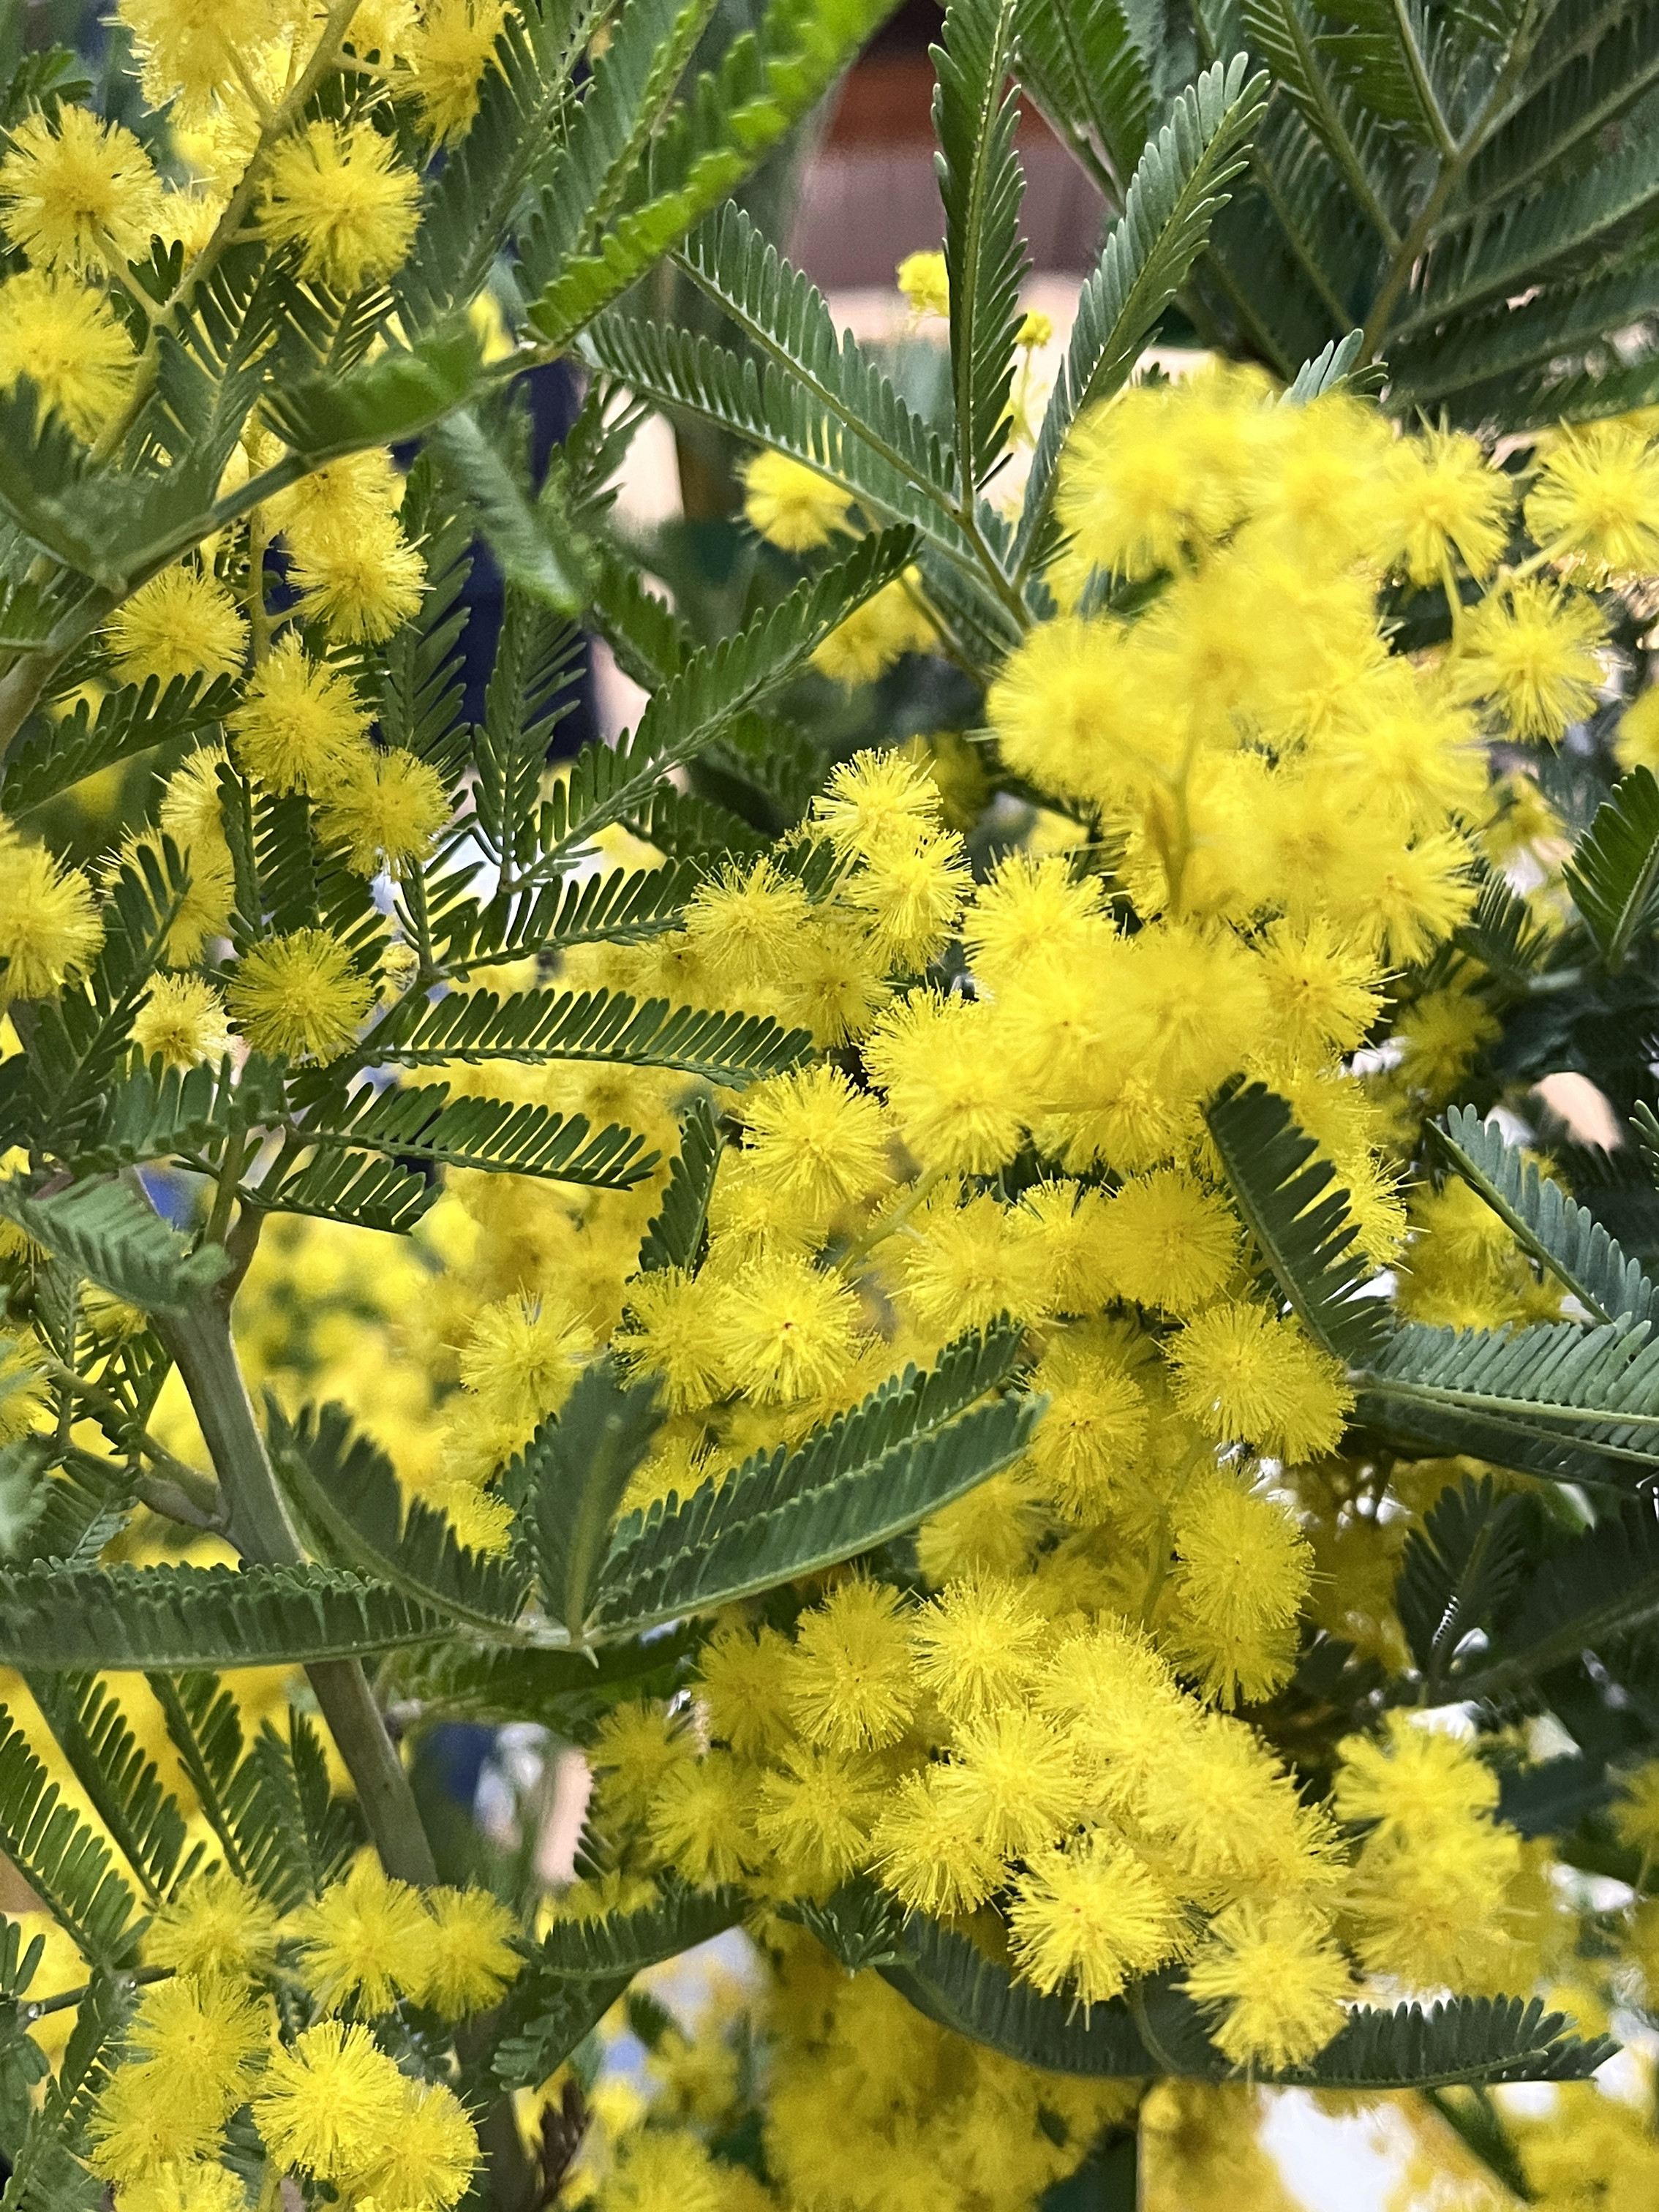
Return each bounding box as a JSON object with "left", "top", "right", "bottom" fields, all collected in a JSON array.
[
  {"left": 0, "top": 105, "right": 162, "bottom": 274},
  {"left": 315, "top": 745, "right": 451, "bottom": 877},
  {"left": 895, "top": 248, "right": 948, "bottom": 320},
  {"left": 740, "top": 450, "right": 851, "bottom": 551},
  {"left": 293, "top": 1850, "right": 436, "bottom": 2014},
  {"left": 143, "top": 1869, "right": 280, "bottom": 1979},
  {"left": 785, "top": 1579, "right": 917, "bottom": 1751},
  {"left": 263, "top": 119, "right": 421, "bottom": 294},
  {"left": 107, "top": 567, "right": 247, "bottom": 688},
  {"left": 288, "top": 508, "right": 427, "bottom": 642},
  {"left": 1007, "top": 1835, "right": 1184, "bottom": 2009},
  {"left": 0, "top": 268, "right": 133, "bottom": 436},
  {"left": 225, "top": 928, "right": 375, "bottom": 1061},
  {"left": 405, "top": 0, "right": 511, "bottom": 143},
  {"left": 708, "top": 1249, "right": 863, "bottom": 1402},
  {"left": 131, "top": 974, "right": 233, "bottom": 1069},
  {"left": 415, "top": 1884, "right": 519, "bottom": 2025},
  {"left": 251, "top": 2018, "right": 408, "bottom": 2181},
  {"left": 1166, "top": 1299, "right": 1352, "bottom": 1462},
  {"left": 1452, "top": 578, "right": 1605, "bottom": 739},
  {"left": 1525, "top": 419, "right": 1659, "bottom": 578},
  {"left": 0, "top": 822, "right": 102, "bottom": 1003},
  {"left": 1181, "top": 1899, "right": 1350, "bottom": 2069},
  {"left": 230, "top": 636, "right": 373, "bottom": 795}
]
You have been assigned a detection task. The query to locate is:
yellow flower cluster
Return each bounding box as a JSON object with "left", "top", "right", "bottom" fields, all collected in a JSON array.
[{"left": 86, "top": 1858, "right": 514, "bottom": 2211}]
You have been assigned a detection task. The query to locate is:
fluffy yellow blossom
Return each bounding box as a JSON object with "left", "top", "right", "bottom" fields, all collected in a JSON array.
[
  {"left": 895, "top": 248, "right": 948, "bottom": 320},
  {"left": 107, "top": 568, "right": 247, "bottom": 688},
  {"left": 289, "top": 508, "right": 427, "bottom": 642},
  {"left": 263, "top": 120, "right": 421, "bottom": 294},
  {"left": 131, "top": 975, "right": 233, "bottom": 1068},
  {"left": 0, "top": 821, "right": 102, "bottom": 1002},
  {"left": 0, "top": 105, "right": 162, "bottom": 274},
  {"left": 0, "top": 268, "right": 133, "bottom": 435},
  {"left": 740, "top": 450, "right": 851, "bottom": 550},
  {"left": 405, "top": 0, "right": 511, "bottom": 143},
  {"left": 225, "top": 928, "right": 375, "bottom": 1061},
  {"left": 315, "top": 745, "right": 451, "bottom": 876},
  {"left": 230, "top": 636, "right": 373, "bottom": 795}
]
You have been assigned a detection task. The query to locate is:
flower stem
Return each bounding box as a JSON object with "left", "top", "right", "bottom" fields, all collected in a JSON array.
[{"left": 153, "top": 1293, "right": 438, "bottom": 1887}]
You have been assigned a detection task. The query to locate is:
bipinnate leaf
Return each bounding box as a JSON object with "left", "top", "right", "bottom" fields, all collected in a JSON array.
[
  {"left": 268, "top": 1399, "right": 533, "bottom": 1636},
  {"left": 261, "top": 320, "right": 489, "bottom": 465},
  {"left": 1356, "top": 1317, "right": 1659, "bottom": 1489},
  {"left": 934, "top": 0, "right": 1029, "bottom": 497},
  {"left": 504, "top": 1358, "right": 665, "bottom": 1637},
  {"left": 0, "top": 1707, "right": 140, "bottom": 1971},
  {"left": 637, "top": 1094, "right": 723, "bottom": 1272},
  {"left": 1429, "top": 1105, "right": 1656, "bottom": 1327},
  {"left": 880, "top": 1911, "right": 1614, "bottom": 2083},
  {"left": 0, "top": 1177, "right": 227, "bottom": 1314},
  {"left": 0, "top": 1562, "right": 448, "bottom": 1670},
  {"left": 1393, "top": 1475, "right": 1540, "bottom": 1691},
  {"left": 1563, "top": 766, "right": 1659, "bottom": 967},
  {"left": 587, "top": 1325, "right": 1036, "bottom": 1639},
  {"left": 481, "top": 1882, "right": 748, "bottom": 2093},
  {"left": 1205, "top": 1079, "right": 1389, "bottom": 1363}
]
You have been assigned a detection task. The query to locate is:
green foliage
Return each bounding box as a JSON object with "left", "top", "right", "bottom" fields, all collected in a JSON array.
[
  {"left": 369, "top": 982, "right": 810, "bottom": 1082},
  {"left": 0, "top": 1178, "right": 227, "bottom": 1315},
  {"left": 1, "top": 1971, "right": 131, "bottom": 2212},
  {"left": 1394, "top": 1476, "right": 1540, "bottom": 1695},
  {"left": 511, "top": 1356, "right": 665, "bottom": 1637},
  {"left": 875, "top": 1911, "right": 1614, "bottom": 2085},
  {"left": 1430, "top": 1105, "right": 1658, "bottom": 1327},
  {"left": 587, "top": 1325, "right": 1037, "bottom": 1638},
  {"left": 1017, "top": 54, "right": 1267, "bottom": 566},
  {"left": 0, "top": 1707, "right": 140, "bottom": 1970},
  {"left": 291, "top": 1079, "right": 656, "bottom": 1188},
  {"left": 1564, "top": 765, "right": 1659, "bottom": 968},
  {"left": 148, "top": 1671, "right": 362, "bottom": 1909},
  {"left": 1357, "top": 1317, "right": 1659, "bottom": 1489},
  {"left": 935, "top": 0, "right": 1028, "bottom": 498},
  {"left": 26, "top": 1674, "right": 195, "bottom": 1907},
  {"left": 0, "top": 1562, "right": 448, "bottom": 1670},
  {"left": 268, "top": 1400, "right": 533, "bottom": 1636},
  {"left": 1206, "top": 1078, "right": 1390, "bottom": 1361},
  {"left": 637, "top": 1094, "right": 723, "bottom": 1271}
]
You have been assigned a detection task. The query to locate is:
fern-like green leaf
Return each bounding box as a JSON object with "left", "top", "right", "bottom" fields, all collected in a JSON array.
[
  {"left": 637, "top": 1094, "right": 723, "bottom": 1272},
  {"left": 72, "top": 1053, "right": 285, "bottom": 1179},
  {"left": 1205, "top": 1078, "right": 1390, "bottom": 1363},
  {"left": 0, "top": 1178, "right": 227, "bottom": 1314},
  {"left": 1447, "top": 1487, "right": 1659, "bottom": 1705},
  {"left": 935, "top": 0, "right": 1028, "bottom": 496},
  {"left": 260, "top": 320, "right": 487, "bottom": 465},
  {"left": 25, "top": 1675, "right": 194, "bottom": 1908},
  {"left": 591, "top": 241, "right": 982, "bottom": 584},
  {"left": 529, "top": 524, "right": 919, "bottom": 870},
  {"left": 530, "top": 1881, "right": 748, "bottom": 1982},
  {"left": 506, "top": 1357, "right": 663, "bottom": 1636},
  {"left": 1355, "top": 1317, "right": 1659, "bottom": 1488},
  {"left": 268, "top": 1399, "right": 533, "bottom": 1637},
  {"left": 587, "top": 1325, "right": 1036, "bottom": 1640},
  {"left": 1017, "top": 0, "right": 1153, "bottom": 203},
  {"left": 1, "top": 1971, "right": 131, "bottom": 2212},
  {"left": 1393, "top": 1475, "right": 1540, "bottom": 1692},
  {"left": 296, "top": 1080, "right": 656, "bottom": 1188},
  {"left": 522, "top": 0, "right": 904, "bottom": 346},
  {"left": 0, "top": 1562, "right": 448, "bottom": 1670},
  {"left": 1, "top": 673, "right": 238, "bottom": 814},
  {"left": 1017, "top": 53, "right": 1266, "bottom": 567},
  {"left": 430, "top": 406, "right": 591, "bottom": 615},
  {"left": 253, "top": 1147, "right": 437, "bottom": 1237},
  {"left": 436, "top": 861, "right": 701, "bottom": 978},
  {"left": 0, "top": 1707, "right": 140, "bottom": 1968},
  {"left": 1239, "top": 0, "right": 1406, "bottom": 244},
  {"left": 148, "top": 1672, "right": 357, "bottom": 1909},
  {"left": 1430, "top": 1105, "right": 1656, "bottom": 1327},
  {"left": 1563, "top": 765, "right": 1659, "bottom": 967},
  {"left": 370, "top": 983, "right": 810, "bottom": 1085}
]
